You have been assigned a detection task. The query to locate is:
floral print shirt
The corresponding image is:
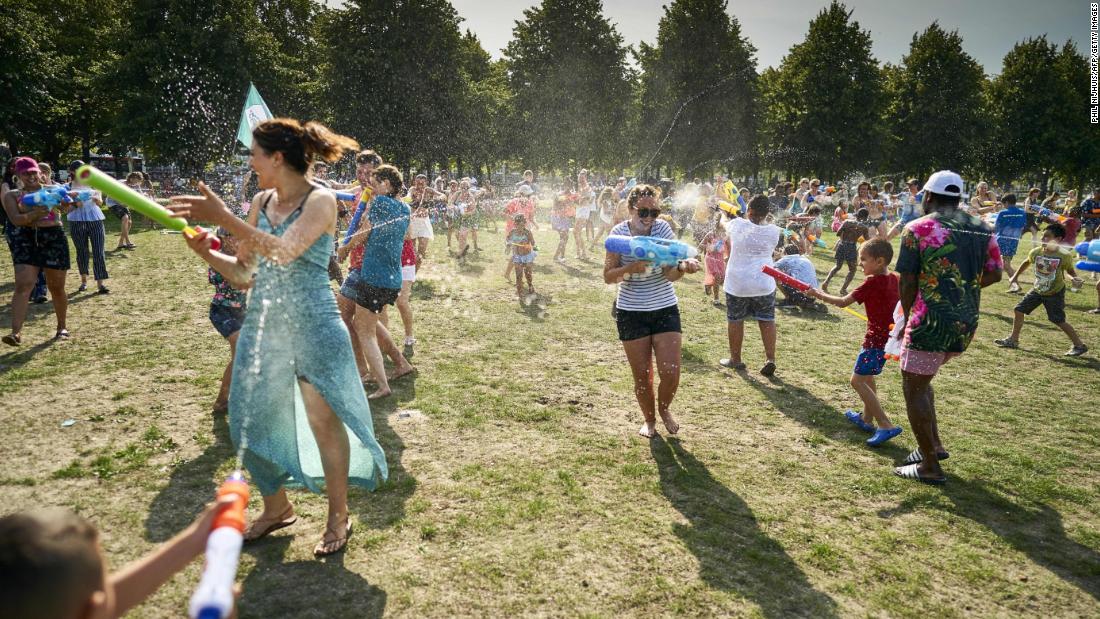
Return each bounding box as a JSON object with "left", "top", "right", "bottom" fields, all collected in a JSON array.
[
  {"left": 895, "top": 211, "right": 1002, "bottom": 353},
  {"left": 209, "top": 267, "right": 247, "bottom": 309}
]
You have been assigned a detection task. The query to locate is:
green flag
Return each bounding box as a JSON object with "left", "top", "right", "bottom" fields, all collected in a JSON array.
[{"left": 235, "top": 82, "right": 273, "bottom": 149}]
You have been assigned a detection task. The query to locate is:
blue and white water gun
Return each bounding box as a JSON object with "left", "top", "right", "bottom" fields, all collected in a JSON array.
[
  {"left": 605, "top": 235, "right": 698, "bottom": 267},
  {"left": 20, "top": 187, "right": 90, "bottom": 209},
  {"left": 1075, "top": 240, "right": 1100, "bottom": 273}
]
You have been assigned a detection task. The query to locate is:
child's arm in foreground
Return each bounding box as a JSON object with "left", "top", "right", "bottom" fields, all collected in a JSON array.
[
  {"left": 1008, "top": 257, "right": 1032, "bottom": 286},
  {"left": 108, "top": 497, "right": 235, "bottom": 618},
  {"left": 807, "top": 288, "right": 857, "bottom": 307}
]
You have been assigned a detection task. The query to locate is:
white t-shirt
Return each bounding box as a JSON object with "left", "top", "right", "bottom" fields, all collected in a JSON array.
[{"left": 724, "top": 217, "right": 781, "bottom": 297}]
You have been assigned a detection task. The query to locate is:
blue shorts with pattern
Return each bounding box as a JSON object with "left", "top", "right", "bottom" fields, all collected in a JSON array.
[{"left": 853, "top": 348, "right": 887, "bottom": 376}]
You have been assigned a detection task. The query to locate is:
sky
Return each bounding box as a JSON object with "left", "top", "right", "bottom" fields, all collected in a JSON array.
[{"left": 441, "top": 0, "right": 1088, "bottom": 73}]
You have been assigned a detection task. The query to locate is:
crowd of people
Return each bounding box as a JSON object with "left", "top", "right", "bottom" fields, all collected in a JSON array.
[{"left": 2, "top": 116, "right": 1099, "bottom": 616}]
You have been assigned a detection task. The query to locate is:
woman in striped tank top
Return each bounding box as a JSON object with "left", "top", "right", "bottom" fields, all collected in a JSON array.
[{"left": 603, "top": 184, "right": 700, "bottom": 438}]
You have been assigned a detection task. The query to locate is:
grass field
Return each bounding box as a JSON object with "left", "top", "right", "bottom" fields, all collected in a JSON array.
[{"left": 1, "top": 215, "right": 1099, "bottom": 618}]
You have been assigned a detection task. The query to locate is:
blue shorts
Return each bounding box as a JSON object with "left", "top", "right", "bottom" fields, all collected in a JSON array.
[
  {"left": 513, "top": 252, "right": 536, "bottom": 264},
  {"left": 209, "top": 303, "right": 246, "bottom": 338},
  {"left": 853, "top": 348, "right": 887, "bottom": 376}
]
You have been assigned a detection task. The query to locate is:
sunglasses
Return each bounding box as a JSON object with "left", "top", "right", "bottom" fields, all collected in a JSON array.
[{"left": 636, "top": 208, "right": 661, "bottom": 218}]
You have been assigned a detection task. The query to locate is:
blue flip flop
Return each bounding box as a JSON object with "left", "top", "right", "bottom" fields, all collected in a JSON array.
[
  {"left": 867, "top": 426, "right": 903, "bottom": 447},
  {"left": 844, "top": 410, "right": 874, "bottom": 433}
]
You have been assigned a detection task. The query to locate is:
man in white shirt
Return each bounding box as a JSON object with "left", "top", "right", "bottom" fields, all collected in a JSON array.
[{"left": 720, "top": 195, "right": 782, "bottom": 376}]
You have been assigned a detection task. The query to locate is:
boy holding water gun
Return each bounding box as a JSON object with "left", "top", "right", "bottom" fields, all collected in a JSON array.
[
  {"left": 994, "top": 223, "right": 1088, "bottom": 356},
  {"left": 807, "top": 239, "right": 904, "bottom": 446},
  {"left": 0, "top": 498, "right": 237, "bottom": 619}
]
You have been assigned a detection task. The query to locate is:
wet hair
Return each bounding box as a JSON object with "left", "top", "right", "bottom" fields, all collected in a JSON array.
[
  {"left": 748, "top": 194, "right": 770, "bottom": 216},
  {"left": 1001, "top": 192, "right": 1017, "bottom": 205},
  {"left": 0, "top": 509, "right": 104, "bottom": 619},
  {"left": 253, "top": 118, "right": 359, "bottom": 175},
  {"left": 126, "top": 172, "right": 142, "bottom": 183},
  {"left": 856, "top": 207, "right": 869, "bottom": 221},
  {"left": 806, "top": 205, "right": 821, "bottom": 216},
  {"left": 810, "top": 178, "right": 820, "bottom": 186},
  {"left": 627, "top": 184, "right": 661, "bottom": 208},
  {"left": 597, "top": 187, "right": 615, "bottom": 206},
  {"left": 372, "top": 164, "right": 403, "bottom": 197},
  {"left": 355, "top": 149, "right": 382, "bottom": 167},
  {"left": 784, "top": 244, "right": 802, "bottom": 256},
  {"left": 1044, "top": 222, "right": 1066, "bottom": 239},
  {"left": 857, "top": 181, "right": 871, "bottom": 193},
  {"left": 883, "top": 181, "right": 894, "bottom": 193},
  {"left": 861, "top": 238, "right": 894, "bottom": 265}
]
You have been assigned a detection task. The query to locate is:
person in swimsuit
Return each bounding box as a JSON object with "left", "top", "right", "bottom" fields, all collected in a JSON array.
[
  {"left": 407, "top": 173, "right": 441, "bottom": 267},
  {"left": 2, "top": 157, "right": 72, "bottom": 345},
  {"left": 823, "top": 207, "right": 870, "bottom": 294},
  {"left": 170, "top": 118, "right": 387, "bottom": 557},
  {"left": 507, "top": 214, "right": 538, "bottom": 298}
]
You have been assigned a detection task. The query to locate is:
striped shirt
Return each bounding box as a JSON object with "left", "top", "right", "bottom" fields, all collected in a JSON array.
[{"left": 611, "top": 219, "right": 678, "bottom": 311}]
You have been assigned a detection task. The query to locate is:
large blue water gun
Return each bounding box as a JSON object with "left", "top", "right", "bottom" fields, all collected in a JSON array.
[{"left": 604, "top": 235, "right": 698, "bottom": 267}]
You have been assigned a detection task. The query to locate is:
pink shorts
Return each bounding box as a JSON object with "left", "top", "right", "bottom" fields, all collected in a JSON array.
[{"left": 899, "top": 345, "right": 960, "bottom": 376}]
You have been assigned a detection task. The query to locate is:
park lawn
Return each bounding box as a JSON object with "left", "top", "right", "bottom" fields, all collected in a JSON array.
[{"left": 1, "top": 217, "right": 1098, "bottom": 618}]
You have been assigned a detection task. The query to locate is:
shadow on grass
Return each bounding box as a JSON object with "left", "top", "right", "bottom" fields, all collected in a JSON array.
[
  {"left": 349, "top": 378, "right": 417, "bottom": 530},
  {"left": 411, "top": 279, "right": 439, "bottom": 301},
  {"left": 1042, "top": 353, "right": 1100, "bottom": 371},
  {"left": 651, "top": 436, "right": 838, "bottom": 618},
  {"left": 240, "top": 536, "right": 387, "bottom": 618},
  {"left": 0, "top": 338, "right": 57, "bottom": 376},
  {"left": 144, "top": 415, "right": 234, "bottom": 542},
  {"left": 878, "top": 477, "right": 1100, "bottom": 602},
  {"left": 979, "top": 309, "right": 1062, "bottom": 333},
  {"left": 740, "top": 374, "right": 910, "bottom": 461}
]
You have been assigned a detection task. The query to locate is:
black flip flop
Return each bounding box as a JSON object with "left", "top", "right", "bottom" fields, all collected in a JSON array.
[
  {"left": 902, "top": 449, "right": 949, "bottom": 466},
  {"left": 894, "top": 463, "right": 946, "bottom": 485}
]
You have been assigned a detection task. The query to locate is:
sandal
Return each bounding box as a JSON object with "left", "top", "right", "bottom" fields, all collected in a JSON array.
[
  {"left": 243, "top": 507, "right": 297, "bottom": 542},
  {"left": 314, "top": 519, "right": 352, "bottom": 557},
  {"left": 893, "top": 463, "right": 946, "bottom": 485},
  {"left": 54, "top": 329, "right": 70, "bottom": 341},
  {"left": 901, "top": 449, "right": 949, "bottom": 466},
  {"left": 2, "top": 333, "right": 21, "bottom": 346}
]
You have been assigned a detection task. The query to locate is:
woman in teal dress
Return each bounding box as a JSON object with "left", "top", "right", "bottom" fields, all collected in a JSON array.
[{"left": 170, "top": 118, "right": 387, "bottom": 556}]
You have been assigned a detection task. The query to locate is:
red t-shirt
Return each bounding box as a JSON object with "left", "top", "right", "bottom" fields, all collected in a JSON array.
[
  {"left": 1063, "top": 217, "right": 1081, "bottom": 245},
  {"left": 851, "top": 272, "right": 900, "bottom": 350},
  {"left": 401, "top": 238, "right": 416, "bottom": 267}
]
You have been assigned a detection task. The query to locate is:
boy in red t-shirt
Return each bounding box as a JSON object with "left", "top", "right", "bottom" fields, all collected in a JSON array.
[{"left": 808, "top": 239, "right": 903, "bottom": 446}]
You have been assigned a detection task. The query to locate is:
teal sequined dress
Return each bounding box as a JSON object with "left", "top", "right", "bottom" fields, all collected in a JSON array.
[{"left": 229, "top": 190, "right": 388, "bottom": 496}]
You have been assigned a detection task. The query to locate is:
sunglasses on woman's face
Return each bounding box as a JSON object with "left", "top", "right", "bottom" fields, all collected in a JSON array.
[{"left": 636, "top": 208, "right": 661, "bottom": 218}]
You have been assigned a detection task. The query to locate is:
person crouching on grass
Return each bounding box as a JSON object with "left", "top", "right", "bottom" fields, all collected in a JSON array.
[
  {"left": 0, "top": 499, "right": 237, "bottom": 619},
  {"left": 808, "top": 239, "right": 903, "bottom": 446},
  {"left": 604, "top": 184, "right": 700, "bottom": 438},
  {"left": 994, "top": 222, "right": 1088, "bottom": 356}
]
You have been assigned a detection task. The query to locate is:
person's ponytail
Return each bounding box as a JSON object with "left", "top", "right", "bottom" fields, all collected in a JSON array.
[{"left": 301, "top": 122, "right": 359, "bottom": 164}]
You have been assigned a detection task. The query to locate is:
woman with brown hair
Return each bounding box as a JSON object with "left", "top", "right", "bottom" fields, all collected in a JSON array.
[
  {"left": 169, "top": 118, "right": 388, "bottom": 557},
  {"left": 603, "top": 184, "right": 700, "bottom": 438}
]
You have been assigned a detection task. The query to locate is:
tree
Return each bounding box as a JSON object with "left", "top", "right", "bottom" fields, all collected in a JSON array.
[
  {"left": 504, "top": 0, "right": 634, "bottom": 171},
  {"left": 759, "top": 1, "right": 883, "bottom": 180},
  {"left": 112, "top": 0, "right": 322, "bottom": 171},
  {"left": 0, "top": 0, "right": 128, "bottom": 167},
  {"left": 984, "top": 36, "right": 1065, "bottom": 192},
  {"left": 1050, "top": 41, "right": 1100, "bottom": 194},
  {"left": 322, "top": 0, "right": 472, "bottom": 170},
  {"left": 882, "top": 22, "right": 986, "bottom": 178},
  {"left": 636, "top": 0, "right": 758, "bottom": 179}
]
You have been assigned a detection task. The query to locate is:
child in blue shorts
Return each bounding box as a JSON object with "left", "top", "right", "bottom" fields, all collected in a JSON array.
[
  {"left": 993, "top": 193, "right": 1026, "bottom": 292},
  {"left": 808, "top": 239, "right": 903, "bottom": 446}
]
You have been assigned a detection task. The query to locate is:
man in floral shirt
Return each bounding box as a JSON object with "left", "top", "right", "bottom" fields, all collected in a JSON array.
[{"left": 892, "top": 171, "right": 1002, "bottom": 484}]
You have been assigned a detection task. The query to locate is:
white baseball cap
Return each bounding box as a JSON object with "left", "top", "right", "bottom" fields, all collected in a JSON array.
[{"left": 922, "top": 170, "right": 964, "bottom": 197}]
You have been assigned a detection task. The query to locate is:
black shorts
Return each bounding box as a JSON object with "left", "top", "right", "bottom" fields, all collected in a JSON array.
[
  {"left": 8, "top": 226, "right": 70, "bottom": 270},
  {"left": 1024, "top": 213, "right": 1039, "bottom": 232},
  {"left": 835, "top": 240, "right": 858, "bottom": 265},
  {"left": 1015, "top": 288, "right": 1066, "bottom": 324},
  {"left": 109, "top": 204, "right": 130, "bottom": 219},
  {"left": 614, "top": 303, "right": 681, "bottom": 341},
  {"left": 209, "top": 303, "right": 246, "bottom": 338},
  {"left": 340, "top": 272, "right": 400, "bottom": 313}
]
